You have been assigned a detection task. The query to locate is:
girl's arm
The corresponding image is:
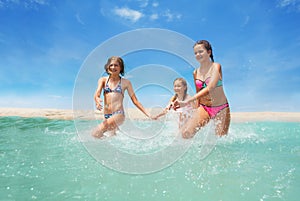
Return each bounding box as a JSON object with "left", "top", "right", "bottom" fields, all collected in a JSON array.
[
  {"left": 186, "top": 94, "right": 197, "bottom": 109},
  {"left": 178, "top": 63, "right": 222, "bottom": 107},
  {"left": 153, "top": 95, "right": 177, "bottom": 120},
  {"left": 193, "top": 69, "right": 200, "bottom": 94},
  {"left": 94, "top": 77, "right": 105, "bottom": 111},
  {"left": 153, "top": 108, "right": 168, "bottom": 120},
  {"left": 126, "top": 80, "right": 150, "bottom": 118}
]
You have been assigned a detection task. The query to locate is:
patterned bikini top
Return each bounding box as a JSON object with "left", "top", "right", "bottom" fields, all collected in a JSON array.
[{"left": 103, "top": 77, "right": 123, "bottom": 95}]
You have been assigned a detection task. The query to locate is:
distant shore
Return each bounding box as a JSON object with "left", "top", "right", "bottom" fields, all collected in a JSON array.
[{"left": 1, "top": 108, "right": 300, "bottom": 122}]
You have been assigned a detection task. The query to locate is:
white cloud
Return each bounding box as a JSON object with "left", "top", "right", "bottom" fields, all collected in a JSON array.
[
  {"left": 30, "top": 0, "right": 48, "bottom": 5},
  {"left": 150, "top": 13, "right": 158, "bottom": 20},
  {"left": 164, "top": 9, "right": 173, "bottom": 21},
  {"left": 0, "top": 0, "right": 49, "bottom": 9},
  {"left": 104, "top": 2, "right": 182, "bottom": 24},
  {"left": 278, "top": 0, "right": 296, "bottom": 7},
  {"left": 277, "top": 0, "right": 300, "bottom": 11},
  {"left": 152, "top": 2, "right": 159, "bottom": 7},
  {"left": 163, "top": 9, "right": 182, "bottom": 21},
  {"left": 138, "top": 0, "right": 149, "bottom": 8},
  {"left": 113, "top": 7, "right": 143, "bottom": 22}
]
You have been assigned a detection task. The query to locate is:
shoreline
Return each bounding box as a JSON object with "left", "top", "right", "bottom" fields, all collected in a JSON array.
[{"left": 1, "top": 108, "right": 300, "bottom": 122}]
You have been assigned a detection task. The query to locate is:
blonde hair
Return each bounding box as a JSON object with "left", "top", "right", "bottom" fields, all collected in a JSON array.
[{"left": 173, "top": 77, "right": 187, "bottom": 98}]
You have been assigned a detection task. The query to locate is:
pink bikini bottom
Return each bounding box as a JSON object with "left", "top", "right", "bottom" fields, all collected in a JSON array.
[{"left": 200, "top": 103, "right": 229, "bottom": 118}]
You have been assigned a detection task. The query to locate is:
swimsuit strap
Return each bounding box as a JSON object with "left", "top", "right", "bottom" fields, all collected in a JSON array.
[{"left": 103, "top": 77, "right": 123, "bottom": 95}]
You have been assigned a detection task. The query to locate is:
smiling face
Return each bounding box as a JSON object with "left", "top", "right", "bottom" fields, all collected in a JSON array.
[
  {"left": 104, "top": 56, "right": 125, "bottom": 76},
  {"left": 107, "top": 59, "right": 121, "bottom": 75},
  {"left": 173, "top": 79, "right": 187, "bottom": 96},
  {"left": 193, "top": 44, "right": 211, "bottom": 63}
]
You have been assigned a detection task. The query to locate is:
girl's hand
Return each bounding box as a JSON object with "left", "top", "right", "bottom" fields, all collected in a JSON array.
[
  {"left": 148, "top": 114, "right": 155, "bottom": 120},
  {"left": 173, "top": 100, "right": 180, "bottom": 110},
  {"left": 173, "top": 100, "right": 188, "bottom": 110},
  {"left": 95, "top": 97, "right": 103, "bottom": 111},
  {"left": 167, "top": 102, "right": 174, "bottom": 110},
  {"left": 152, "top": 115, "right": 159, "bottom": 120}
]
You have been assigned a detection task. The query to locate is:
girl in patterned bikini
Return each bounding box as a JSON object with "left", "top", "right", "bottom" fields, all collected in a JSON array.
[
  {"left": 174, "top": 40, "right": 231, "bottom": 138},
  {"left": 92, "top": 56, "right": 151, "bottom": 138}
]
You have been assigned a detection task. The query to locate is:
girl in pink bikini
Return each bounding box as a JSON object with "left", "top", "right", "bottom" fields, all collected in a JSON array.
[{"left": 174, "top": 40, "right": 231, "bottom": 138}]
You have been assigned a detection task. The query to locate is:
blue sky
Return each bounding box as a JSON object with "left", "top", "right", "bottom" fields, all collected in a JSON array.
[{"left": 0, "top": 0, "right": 299, "bottom": 112}]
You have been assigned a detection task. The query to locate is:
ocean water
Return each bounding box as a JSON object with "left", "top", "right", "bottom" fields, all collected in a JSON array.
[{"left": 0, "top": 116, "right": 299, "bottom": 201}]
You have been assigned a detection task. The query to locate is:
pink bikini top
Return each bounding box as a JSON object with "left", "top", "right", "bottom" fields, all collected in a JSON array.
[{"left": 195, "top": 77, "right": 222, "bottom": 89}]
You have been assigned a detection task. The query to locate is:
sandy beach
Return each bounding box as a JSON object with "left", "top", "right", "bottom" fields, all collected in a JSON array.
[{"left": 0, "top": 107, "right": 300, "bottom": 122}]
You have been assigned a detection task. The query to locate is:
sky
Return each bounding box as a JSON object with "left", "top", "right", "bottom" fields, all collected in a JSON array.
[{"left": 0, "top": 0, "right": 300, "bottom": 112}]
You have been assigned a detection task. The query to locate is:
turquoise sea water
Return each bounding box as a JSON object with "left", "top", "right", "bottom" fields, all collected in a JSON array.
[{"left": 1, "top": 116, "right": 299, "bottom": 201}]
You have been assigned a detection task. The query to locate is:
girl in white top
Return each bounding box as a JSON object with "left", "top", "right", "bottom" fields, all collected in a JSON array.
[{"left": 153, "top": 78, "right": 196, "bottom": 128}]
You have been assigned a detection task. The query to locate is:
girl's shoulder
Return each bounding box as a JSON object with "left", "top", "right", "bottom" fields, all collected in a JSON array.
[
  {"left": 120, "top": 77, "right": 132, "bottom": 86},
  {"left": 211, "top": 62, "right": 222, "bottom": 75},
  {"left": 99, "top": 76, "right": 108, "bottom": 83},
  {"left": 120, "top": 77, "right": 129, "bottom": 82},
  {"left": 100, "top": 75, "right": 109, "bottom": 79},
  {"left": 212, "top": 62, "right": 221, "bottom": 70},
  {"left": 193, "top": 68, "right": 200, "bottom": 79},
  {"left": 193, "top": 68, "right": 198, "bottom": 75}
]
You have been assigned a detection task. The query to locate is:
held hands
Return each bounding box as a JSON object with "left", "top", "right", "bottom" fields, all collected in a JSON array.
[
  {"left": 148, "top": 113, "right": 157, "bottom": 120},
  {"left": 173, "top": 100, "right": 188, "bottom": 110},
  {"left": 152, "top": 101, "right": 176, "bottom": 121},
  {"left": 152, "top": 115, "right": 159, "bottom": 120}
]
